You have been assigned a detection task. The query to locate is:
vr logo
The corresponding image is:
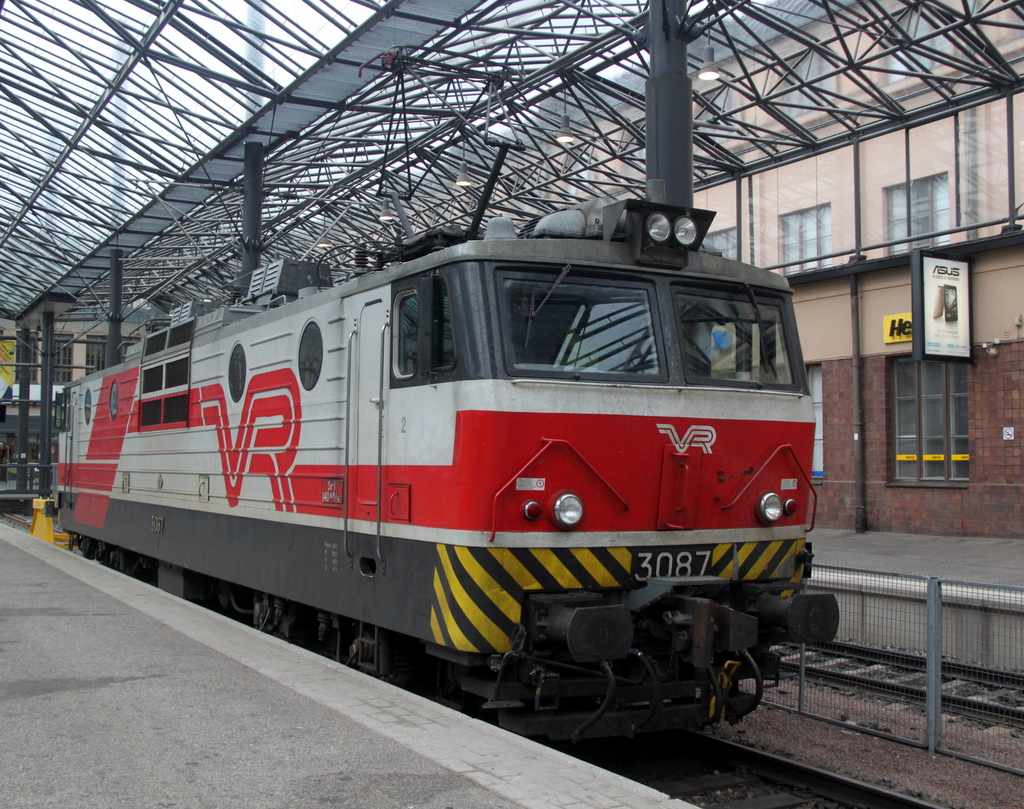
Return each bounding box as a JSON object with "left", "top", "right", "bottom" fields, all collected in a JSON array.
[{"left": 657, "top": 423, "right": 717, "bottom": 454}]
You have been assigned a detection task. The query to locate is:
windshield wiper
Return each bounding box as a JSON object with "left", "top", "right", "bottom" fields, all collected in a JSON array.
[
  {"left": 743, "top": 282, "right": 776, "bottom": 382},
  {"left": 525, "top": 263, "right": 572, "bottom": 347}
]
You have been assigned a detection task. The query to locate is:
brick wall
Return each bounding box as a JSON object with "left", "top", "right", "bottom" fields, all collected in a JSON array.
[{"left": 814, "top": 342, "right": 1024, "bottom": 537}]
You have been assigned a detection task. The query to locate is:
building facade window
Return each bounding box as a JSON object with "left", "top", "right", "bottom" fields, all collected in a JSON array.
[
  {"left": 53, "top": 341, "right": 74, "bottom": 385},
  {"left": 85, "top": 340, "right": 106, "bottom": 375},
  {"left": 885, "top": 172, "right": 950, "bottom": 252},
  {"left": 808, "top": 365, "right": 823, "bottom": 479},
  {"left": 780, "top": 204, "right": 831, "bottom": 272},
  {"left": 704, "top": 227, "right": 737, "bottom": 260},
  {"left": 892, "top": 357, "right": 968, "bottom": 482}
]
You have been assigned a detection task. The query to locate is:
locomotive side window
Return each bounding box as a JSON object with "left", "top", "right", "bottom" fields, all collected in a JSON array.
[
  {"left": 297, "top": 320, "right": 323, "bottom": 391},
  {"left": 228, "top": 343, "right": 246, "bottom": 402},
  {"left": 432, "top": 277, "right": 455, "bottom": 371},
  {"left": 109, "top": 381, "right": 120, "bottom": 421},
  {"left": 500, "top": 275, "right": 661, "bottom": 378},
  {"left": 675, "top": 290, "right": 794, "bottom": 388},
  {"left": 394, "top": 290, "right": 419, "bottom": 378}
]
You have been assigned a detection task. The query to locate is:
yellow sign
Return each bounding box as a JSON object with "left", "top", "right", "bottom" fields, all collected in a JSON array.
[
  {"left": 884, "top": 313, "right": 913, "bottom": 343},
  {"left": 0, "top": 339, "right": 14, "bottom": 396}
]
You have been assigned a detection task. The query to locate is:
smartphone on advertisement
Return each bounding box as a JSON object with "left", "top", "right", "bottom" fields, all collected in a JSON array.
[{"left": 943, "top": 285, "right": 958, "bottom": 322}]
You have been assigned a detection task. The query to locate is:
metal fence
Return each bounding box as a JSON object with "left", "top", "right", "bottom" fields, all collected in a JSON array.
[
  {"left": 0, "top": 464, "right": 54, "bottom": 496},
  {"left": 765, "top": 565, "right": 1024, "bottom": 776}
]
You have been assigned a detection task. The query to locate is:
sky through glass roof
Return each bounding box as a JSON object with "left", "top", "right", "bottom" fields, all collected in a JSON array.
[{"left": 1, "top": 0, "right": 1023, "bottom": 327}]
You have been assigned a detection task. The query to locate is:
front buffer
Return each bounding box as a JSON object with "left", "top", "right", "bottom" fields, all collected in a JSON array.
[{"left": 429, "top": 538, "right": 839, "bottom": 740}]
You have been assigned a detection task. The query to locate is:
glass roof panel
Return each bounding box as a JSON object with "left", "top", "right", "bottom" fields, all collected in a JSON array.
[{"left": 1, "top": 0, "right": 1023, "bottom": 324}]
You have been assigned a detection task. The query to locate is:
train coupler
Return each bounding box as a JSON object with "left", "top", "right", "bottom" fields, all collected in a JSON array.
[
  {"left": 531, "top": 666, "right": 560, "bottom": 711},
  {"left": 482, "top": 625, "right": 526, "bottom": 710}
]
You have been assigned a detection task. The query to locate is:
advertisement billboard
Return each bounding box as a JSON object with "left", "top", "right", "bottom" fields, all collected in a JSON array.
[
  {"left": 911, "top": 252, "right": 972, "bottom": 362},
  {"left": 0, "top": 338, "right": 14, "bottom": 398}
]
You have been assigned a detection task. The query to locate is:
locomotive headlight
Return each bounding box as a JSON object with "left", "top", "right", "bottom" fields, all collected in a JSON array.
[
  {"left": 645, "top": 212, "right": 671, "bottom": 243},
  {"left": 673, "top": 216, "right": 698, "bottom": 247},
  {"left": 757, "top": 492, "right": 784, "bottom": 524},
  {"left": 552, "top": 493, "right": 584, "bottom": 529},
  {"left": 608, "top": 199, "right": 717, "bottom": 268}
]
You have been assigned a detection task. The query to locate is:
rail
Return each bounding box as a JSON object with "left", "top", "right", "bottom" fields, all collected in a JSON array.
[
  {"left": 674, "top": 732, "right": 951, "bottom": 809},
  {"left": 765, "top": 564, "right": 1024, "bottom": 777}
]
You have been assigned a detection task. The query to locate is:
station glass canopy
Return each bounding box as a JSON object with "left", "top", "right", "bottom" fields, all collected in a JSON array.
[{"left": 1, "top": 0, "right": 1023, "bottom": 327}]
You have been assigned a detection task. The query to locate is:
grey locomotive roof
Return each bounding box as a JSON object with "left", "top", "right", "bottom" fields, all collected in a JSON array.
[
  {"left": 377, "top": 237, "right": 794, "bottom": 291},
  {"left": 77, "top": 236, "right": 791, "bottom": 385}
]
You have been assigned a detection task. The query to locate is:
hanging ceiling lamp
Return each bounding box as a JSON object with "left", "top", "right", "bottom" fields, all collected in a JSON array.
[
  {"left": 698, "top": 45, "right": 721, "bottom": 81},
  {"left": 455, "top": 161, "right": 473, "bottom": 187},
  {"left": 555, "top": 113, "right": 575, "bottom": 144},
  {"left": 378, "top": 197, "right": 395, "bottom": 222}
]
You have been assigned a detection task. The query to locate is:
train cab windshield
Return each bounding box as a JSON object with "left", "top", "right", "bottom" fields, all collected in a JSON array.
[
  {"left": 675, "top": 288, "right": 795, "bottom": 388},
  {"left": 499, "top": 274, "right": 662, "bottom": 379},
  {"left": 496, "top": 267, "right": 799, "bottom": 389}
]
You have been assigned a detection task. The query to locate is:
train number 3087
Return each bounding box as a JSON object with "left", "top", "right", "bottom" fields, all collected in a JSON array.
[{"left": 636, "top": 550, "right": 712, "bottom": 581}]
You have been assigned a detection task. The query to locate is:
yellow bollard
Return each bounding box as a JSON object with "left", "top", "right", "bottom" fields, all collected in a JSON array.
[{"left": 30, "top": 499, "right": 70, "bottom": 548}]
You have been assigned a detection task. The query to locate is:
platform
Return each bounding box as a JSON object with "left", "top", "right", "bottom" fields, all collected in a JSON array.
[
  {"left": 807, "top": 527, "right": 1024, "bottom": 587},
  {"left": 0, "top": 525, "right": 694, "bottom": 809}
]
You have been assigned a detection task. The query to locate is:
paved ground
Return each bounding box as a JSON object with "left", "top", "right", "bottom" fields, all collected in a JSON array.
[
  {"left": 807, "top": 527, "right": 1024, "bottom": 587},
  {"left": 6, "top": 517, "right": 1017, "bottom": 807},
  {"left": 0, "top": 526, "right": 693, "bottom": 809}
]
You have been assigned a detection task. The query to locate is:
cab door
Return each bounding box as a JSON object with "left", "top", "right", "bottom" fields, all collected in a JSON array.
[
  {"left": 58, "top": 389, "right": 76, "bottom": 506},
  {"left": 350, "top": 295, "right": 389, "bottom": 520}
]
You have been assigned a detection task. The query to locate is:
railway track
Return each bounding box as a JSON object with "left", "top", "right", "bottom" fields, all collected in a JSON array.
[
  {"left": 779, "top": 640, "right": 1024, "bottom": 727},
  {"left": 664, "top": 733, "right": 948, "bottom": 809},
  {"left": 564, "top": 730, "right": 951, "bottom": 809}
]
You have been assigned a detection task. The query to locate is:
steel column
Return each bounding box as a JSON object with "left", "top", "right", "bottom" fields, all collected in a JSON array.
[
  {"left": 239, "top": 140, "right": 265, "bottom": 293},
  {"left": 850, "top": 275, "right": 867, "bottom": 533},
  {"left": 38, "top": 311, "right": 54, "bottom": 494},
  {"left": 16, "top": 327, "right": 31, "bottom": 491},
  {"left": 1005, "top": 92, "right": 1020, "bottom": 231},
  {"left": 646, "top": 0, "right": 693, "bottom": 207},
  {"left": 107, "top": 248, "right": 123, "bottom": 367},
  {"left": 925, "top": 578, "right": 943, "bottom": 753}
]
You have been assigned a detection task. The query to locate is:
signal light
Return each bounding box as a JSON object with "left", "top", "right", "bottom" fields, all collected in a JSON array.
[
  {"left": 551, "top": 493, "right": 584, "bottom": 529},
  {"left": 645, "top": 212, "right": 671, "bottom": 243},
  {"left": 602, "top": 200, "right": 716, "bottom": 268},
  {"left": 757, "top": 492, "right": 784, "bottom": 524},
  {"left": 674, "top": 216, "right": 698, "bottom": 247}
]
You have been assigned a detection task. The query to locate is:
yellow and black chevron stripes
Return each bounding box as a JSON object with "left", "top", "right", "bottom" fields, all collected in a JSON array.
[
  {"left": 705, "top": 539, "right": 803, "bottom": 581},
  {"left": 429, "top": 545, "right": 632, "bottom": 653},
  {"left": 428, "top": 540, "right": 804, "bottom": 653}
]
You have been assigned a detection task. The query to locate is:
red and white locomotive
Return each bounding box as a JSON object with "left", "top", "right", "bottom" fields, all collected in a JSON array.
[{"left": 57, "top": 198, "right": 838, "bottom": 739}]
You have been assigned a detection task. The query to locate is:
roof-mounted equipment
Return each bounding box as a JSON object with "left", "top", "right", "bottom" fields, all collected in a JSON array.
[
  {"left": 244, "top": 259, "right": 332, "bottom": 305},
  {"left": 603, "top": 199, "right": 716, "bottom": 269}
]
